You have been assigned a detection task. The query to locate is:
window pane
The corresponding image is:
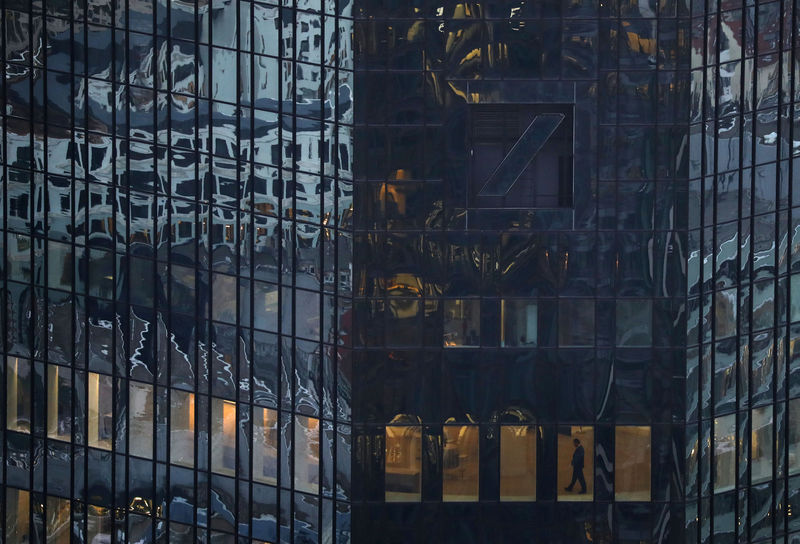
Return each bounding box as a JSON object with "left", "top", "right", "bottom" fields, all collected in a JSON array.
[
  {"left": 5, "top": 488, "right": 29, "bottom": 542},
  {"left": 615, "top": 426, "right": 651, "bottom": 501},
  {"left": 47, "top": 364, "right": 72, "bottom": 441},
  {"left": 442, "top": 425, "right": 479, "bottom": 502},
  {"left": 88, "top": 372, "right": 113, "bottom": 450},
  {"left": 616, "top": 300, "right": 653, "bottom": 346},
  {"left": 501, "top": 300, "right": 538, "bottom": 347},
  {"left": 170, "top": 390, "right": 195, "bottom": 467},
  {"left": 385, "top": 425, "right": 422, "bottom": 502},
  {"left": 790, "top": 399, "right": 800, "bottom": 475},
  {"left": 87, "top": 505, "right": 112, "bottom": 544},
  {"left": 752, "top": 405, "right": 773, "bottom": 484},
  {"left": 129, "top": 382, "right": 154, "bottom": 459},
  {"left": 295, "top": 415, "right": 320, "bottom": 494},
  {"left": 6, "top": 356, "right": 32, "bottom": 433},
  {"left": 500, "top": 425, "right": 537, "bottom": 501},
  {"left": 253, "top": 407, "right": 278, "bottom": 485},
  {"left": 558, "top": 300, "right": 595, "bottom": 347},
  {"left": 443, "top": 299, "right": 480, "bottom": 347},
  {"left": 212, "top": 398, "right": 237, "bottom": 475},
  {"left": 46, "top": 496, "right": 71, "bottom": 544},
  {"left": 714, "top": 414, "right": 736, "bottom": 492},
  {"left": 558, "top": 426, "right": 593, "bottom": 501}
]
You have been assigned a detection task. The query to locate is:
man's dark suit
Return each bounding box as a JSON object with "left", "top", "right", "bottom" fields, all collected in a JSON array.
[{"left": 566, "top": 444, "right": 587, "bottom": 493}]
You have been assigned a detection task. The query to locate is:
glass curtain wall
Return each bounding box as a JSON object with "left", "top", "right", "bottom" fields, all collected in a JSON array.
[{"left": 0, "top": 0, "right": 353, "bottom": 542}]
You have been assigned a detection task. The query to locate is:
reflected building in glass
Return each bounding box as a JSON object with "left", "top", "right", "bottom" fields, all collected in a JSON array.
[
  {"left": 2, "top": 0, "right": 800, "bottom": 542},
  {"left": 1, "top": 0, "right": 353, "bottom": 541}
]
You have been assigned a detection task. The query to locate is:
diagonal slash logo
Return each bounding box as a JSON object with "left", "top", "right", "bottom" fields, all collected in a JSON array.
[{"left": 477, "top": 113, "right": 566, "bottom": 197}]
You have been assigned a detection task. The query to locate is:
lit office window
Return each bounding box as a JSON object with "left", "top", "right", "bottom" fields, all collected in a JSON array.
[
  {"left": 751, "top": 406, "right": 773, "bottom": 484},
  {"left": 385, "top": 425, "right": 422, "bottom": 502},
  {"left": 88, "top": 372, "right": 113, "bottom": 450},
  {"left": 129, "top": 381, "right": 154, "bottom": 459},
  {"left": 500, "top": 425, "right": 537, "bottom": 501},
  {"left": 295, "top": 415, "right": 321, "bottom": 494},
  {"left": 6, "top": 356, "right": 31, "bottom": 433},
  {"left": 46, "top": 496, "right": 71, "bottom": 544},
  {"left": 501, "top": 300, "right": 538, "bottom": 347},
  {"left": 615, "top": 300, "right": 652, "bottom": 347},
  {"left": 557, "top": 426, "right": 593, "bottom": 501},
  {"left": 443, "top": 425, "right": 479, "bottom": 502},
  {"left": 253, "top": 406, "right": 279, "bottom": 485},
  {"left": 5, "top": 488, "right": 29, "bottom": 542},
  {"left": 443, "top": 299, "right": 480, "bottom": 347},
  {"left": 87, "top": 505, "right": 112, "bottom": 544},
  {"left": 47, "top": 364, "right": 72, "bottom": 441},
  {"left": 558, "top": 300, "right": 595, "bottom": 347},
  {"left": 714, "top": 414, "right": 736, "bottom": 492},
  {"left": 212, "top": 398, "right": 237, "bottom": 476},
  {"left": 170, "top": 389, "right": 195, "bottom": 468},
  {"left": 790, "top": 399, "right": 800, "bottom": 475},
  {"left": 614, "top": 426, "right": 651, "bottom": 501}
]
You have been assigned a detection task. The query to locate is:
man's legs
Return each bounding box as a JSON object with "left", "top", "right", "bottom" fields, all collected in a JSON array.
[
  {"left": 565, "top": 468, "right": 579, "bottom": 491},
  {"left": 577, "top": 469, "right": 587, "bottom": 493}
]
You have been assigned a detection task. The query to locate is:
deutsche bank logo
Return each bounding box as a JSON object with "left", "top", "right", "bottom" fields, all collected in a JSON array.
[{"left": 469, "top": 104, "right": 574, "bottom": 209}]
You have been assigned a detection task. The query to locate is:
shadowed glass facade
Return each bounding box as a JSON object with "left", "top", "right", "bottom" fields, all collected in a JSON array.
[{"left": 1, "top": 0, "right": 353, "bottom": 541}]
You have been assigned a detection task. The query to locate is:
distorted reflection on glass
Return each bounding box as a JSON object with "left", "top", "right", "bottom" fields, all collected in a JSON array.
[
  {"left": 6, "top": 356, "right": 32, "bottom": 433},
  {"left": 442, "top": 425, "right": 479, "bottom": 502},
  {"left": 558, "top": 299, "right": 595, "bottom": 347},
  {"left": 47, "top": 364, "right": 72, "bottom": 441},
  {"left": 558, "top": 426, "right": 593, "bottom": 501},
  {"left": 88, "top": 372, "right": 113, "bottom": 450},
  {"left": 615, "top": 299, "right": 652, "bottom": 347},
  {"left": 5, "top": 488, "right": 29, "bottom": 542},
  {"left": 751, "top": 406, "right": 773, "bottom": 484},
  {"left": 500, "top": 425, "right": 537, "bottom": 501},
  {"left": 789, "top": 399, "right": 800, "bottom": 475},
  {"left": 443, "top": 299, "right": 480, "bottom": 347},
  {"left": 170, "top": 389, "right": 195, "bottom": 468},
  {"left": 87, "top": 504, "right": 112, "bottom": 544},
  {"left": 385, "top": 424, "right": 422, "bottom": 502},
  {"left": 254, "top": 407, "right": 279, "bottom": 485},
  {"left": 614, "top": 426, "right": 651, "bottom": 501},
  {"left": 129, "top": 381, "right": 154, "bottom": 459},
  {"left": 295, "top": 415, "right": 321, "bottom": 494},
  {"left": 501, "top": 300, "right": 538, "bottom": 347},
  {"left": 46, "top": 496, "right": 71, "bottom": 544},
  {"left": 714, "top": 414, "right": 736, "bottom": 492},
  {"left": 212, "top": 398, "right": 237, "bottom": 476}
]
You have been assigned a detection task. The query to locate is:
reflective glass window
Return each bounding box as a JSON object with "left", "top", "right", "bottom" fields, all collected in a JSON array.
[
  {"left": 614, "top": 426, "right": 651, "bottom": 501},
  {"left": 752, "top": 406, "right": 773, "bottom": 484},
  {"left": 789, "top": 399, "right": 800, "bottom": 475},
  {"left": 212, "top": 398, "right": 237, "bottom": 476},
  {"left": 443, "top": 299, "right": 481, "bottom": 347},
  {"left": 558, "top": 426, "right": 593, "bottom": 501},
  {"left": 6, "top": 356, "right": 32, "bottom": 433},
  {"left": 616, "top": 300, "right": 653, "bottom": 347},
  {"left": 500, "top": 425, "right": 537, "bottom": 501},
  {"left": 295, "top": 415, "right": 320, "bottom": 494},
  {"left": 501, "top": 300, "right": 538, "bottom": 347},
  {"left": 558, "top": 300, "right": 595, "bottom": 347},
  {"left": 170, "top": 389, "right": 195, "bottom": 468},
  {"left": 253, "top": 407, "right": 278, "bottom": 485},
  {"left": 714, "top": 414, "right": 736, "bottom": 492},
  {"left": 5, "top": 488, "right": 29, "bottom": 542},
  {"left": 442, "top": 425, "right": 479, "bottom": 502},
  {"left": 88, "top": 372, "right": 113, "bottom": 450},
  {"left": 385, "top": 425, "right": 422, "bottom": 502},
  {"left": 87, "top": 505, "right": 112, "bottom": 543},
  {"left": 47, "top": 364, "right": 72, "bottom": 441},
  {"left": 129, "top": 381, "right": 154, "bottom": 459},
  {"left": 46, "top": 496, "right": 71, "bottom": 544}
]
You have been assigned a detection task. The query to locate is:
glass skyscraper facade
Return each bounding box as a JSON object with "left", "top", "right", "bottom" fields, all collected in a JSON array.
[
  {"left": 1, "top": 0, "right": 353, "bottom": 541},
  {"left": 3, "top": 0, "right": 800, "bottom": 543}
]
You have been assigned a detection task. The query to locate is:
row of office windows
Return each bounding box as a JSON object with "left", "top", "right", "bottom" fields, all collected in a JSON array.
[
  {"left": 382, "top": 424, "right": 652, "bottom": 503},
  {"left": 5, "top": 357, "right": 321, "bottom": 494},
  {"left": 442, "top": 298, "right": 654, "bottom": 348}
]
